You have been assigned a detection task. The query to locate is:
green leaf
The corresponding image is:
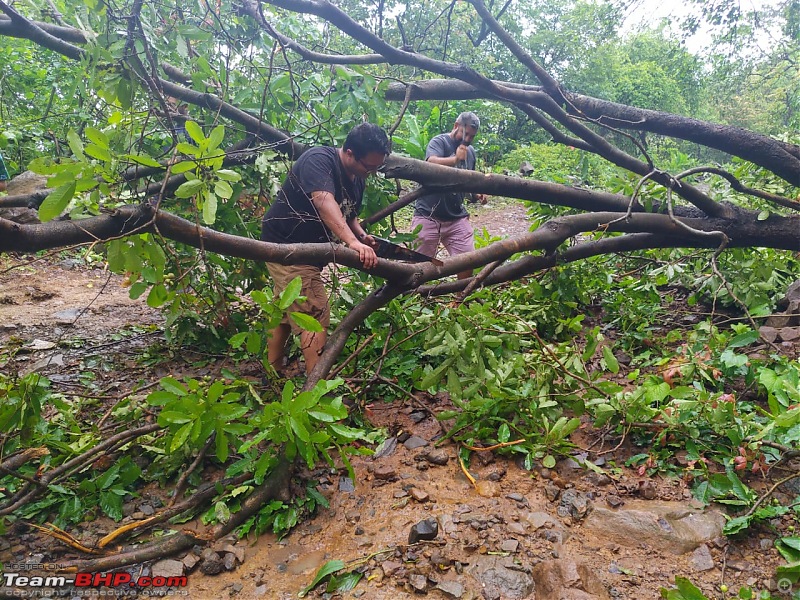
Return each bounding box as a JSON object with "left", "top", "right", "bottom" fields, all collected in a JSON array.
[
  {"left": 417, "top": 357, "right": 456, "bottom": 390},
  {"left": 95, "top": 462, "right": 121, "bottom": 490},
  {"left": 216, "top": 169, "right": 241, "bottom": 182},
  {"left": 326, "top": 571, "right": 362, "bottom": 593},
  {"left": 207, "top": 125, "right": 225, "bottom": 150},
  {"left": 290, "top": 416, "right": 311, "bottom": 442},
  {"left": 107, "top": 239, "right": 125, "bottom": 272},
  {"left": 122, "top": 154, "right": 162, "bottom": 168},
  {"left": 170, "top": 160, "right": 197, "bottom": 174},
  {"left": 85, "top": 143, "right": 112, "bottom": 162},
  {"left": 85, "top": 127, "right": 110, "bottom": 149},
  {"left": 38, "top": 182, "right": 76, "bottom": 222},
  {"left": 184, "top": 120, "right": 205, "bottom": 144},
  {"left": 146, "top": 390, "right": 177, "bottom": 406},
  {"left": 170, "top": 422, "right": 193, "bottom": 453},
  {"left": 776, "top": 537, "right": 800, "bottom": 563},
  {"left": 129, "top": 281, "right": 148, "bottom": 300},
  {"left": 203, "top": 191, "right": 217, "bottom": 224},
  {"left": 671, "top": 577, "right": 710, "bottom": 600},
  {"left": 174, "top": 179, "right": 204, "bottom": 198},
  {"left": 158, "top": 411, "right": 192, "bottom": 425},
  {"left": 727, "top": 330, "right": 759, "bottom": 349},
  {"left": 290, "top": 312, "right": 324, "bottom": 333},
  {"left": 229, "top": 332, "right": 248, "bottom": 348},
  {"left": 214, "top": 500, "right": 231, "bottom": 524},
  {"left": 99, "top": 491, "right": 124, "bottom": 521},
  {"left": 214, "top": 179, "right": 234, "bottom": 199},
  {"left": 298, "top": 560, "right": 346, "bottom": 598},
  {"left": 215, "top": 428, "right": 229, "bottom": 462},
  {"left": 542, "top": 454, "right": 556, "bottom": 468},
  {"left": 757, "top": 210, "right": 770, "bottom": 221},
  {"left": 146, "top": 284, "right": 169, "bottom": 308},
  {"left": 723, "top": 514, "right": 753, "bottom": 535},
  {"left": 67, "top": 130, "right": 85, "bottom": 160},
  {"left": 602, "top": 346, "right": 619, "bottom": 374},
  {"left": 160, "top": 377, "right": 188, "bottom": 396},
  {"left": 279, "top": 277, "right": 303, "bottom": 310},
  {"left": 498, "top": 423, "right": 510, "bottom": 443}
]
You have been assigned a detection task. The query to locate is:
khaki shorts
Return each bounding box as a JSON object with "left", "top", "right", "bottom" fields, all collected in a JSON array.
[{"left": 266, "top": 263, "right": 330, "bottom": 334}]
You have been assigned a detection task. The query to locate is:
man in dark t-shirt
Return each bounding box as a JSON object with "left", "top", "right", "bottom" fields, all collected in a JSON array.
[
  {"left": 261, "top": 123, "right": 390, "bottom": 375},
  {"left": 412, "top": 111, "right": 486, "bottom": 280}
]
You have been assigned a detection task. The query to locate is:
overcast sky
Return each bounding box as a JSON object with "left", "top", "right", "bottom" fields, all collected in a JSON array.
[{"left": 621, "top": 0, "right": 782, "bottom": 54}]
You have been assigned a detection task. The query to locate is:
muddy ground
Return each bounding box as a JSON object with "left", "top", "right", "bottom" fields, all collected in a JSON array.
[{"left": 0, "top": 199, "right": 797, "bottom": 599}]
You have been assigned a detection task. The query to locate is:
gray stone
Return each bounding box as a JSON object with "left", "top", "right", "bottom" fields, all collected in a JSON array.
[
  {"left": 381, "top": 560, "right": 403, "bottom": 577},
  {"left": 338, "top": 477, "right": 355, "bottom": 493},
  {"left": 691, "top": 545, "right": 715, "bottom": 571},
  {"left": 408, "top": 517, "right": 439, "bottom": 544},
  {"left": 199, "top": 552, "right": 225, "bottom": 575},
  {"left": 403, "top": 435, "right": 429, "bottom": 450},
  {"left": 223, "top": 553, "right": 237, "bottom": 571},
  {"left": 585, "top": 472, "right": 612, "bottom": 486},
  {"left": 558, "top": 489, "right": 590, "bottom": 520},
  {"left": 760, "top": 326, "right": 780, "bottom": 343},
  {"left": 6, "top": 170, "right": 48, "bottom": 195},
  {"left": 766, "top": 314, "right": 794, "bottom": 328},
  {"left": 436, "top": 580, "right": 465, "bottom": 598},
  {"left": 584, "top": 500, "right": 726, "bottom": 554},
  {"left": 222, "top": 543, "right": 245, "bottom": 563},
  {"left": 409, "top": 487, "right": 430, "bottom": 503},
  {"left": 53, "top": 308, "right": 83, "bottom": 323},
  {"left": 780, "top": 327, "right": 800, "bottom": 342},
  {"left": 373, "top": 436, "right": 398, "bottom": 458},
  {"left": 507, "top": 521, "right": 526, "bottom": 535},
  {"left": 532, "top": 559, "right": 610, "bottom": 600},
  {"left": 182, "top": 554, "right": 200, "bottom": 571},
  {"left": 151, "top": 559, "right": 184, "bottom": 579},
  {"left": 500, "top": 539, "right": 519, "bottom": 553},
  {"left": 409, "top": 573, "right": 428, "bottom": 592},
  {"left": 469, "top": 555, "right": 535, "bottom": 600},
  {"left": 424, "top": 448, "right": 450, "bottom": 465},
  {"left": 526, "top": 512, "right": 557, "bottom": 529},
  {"left": 373, "top": 464, "right": 397, "bottom": 480},
  {"left": 544, "top": 482, "right": 561, "bottom": 502},
  {"left": 27, "top": 339, "right": 57, "bottom": 351},
  {"left": 139, "top": 503, "right": 155, "bottom": 516}
]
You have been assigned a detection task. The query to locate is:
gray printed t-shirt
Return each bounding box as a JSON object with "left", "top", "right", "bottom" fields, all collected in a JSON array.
[{"left": 413, "top": 133, "right": 476, "bottom": 221}]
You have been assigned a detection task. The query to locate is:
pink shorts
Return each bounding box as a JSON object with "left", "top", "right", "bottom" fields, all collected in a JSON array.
[{"left": 411, "top": 216, "right": 474, "bottom": 259}]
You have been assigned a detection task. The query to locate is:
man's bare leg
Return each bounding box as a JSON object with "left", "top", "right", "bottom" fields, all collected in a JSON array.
[
  {"left": 300, "top": 330, "right": 327, "bottom": 375},
  {"left": 267, "top": 323, "right": 291, "bottom": 372}
]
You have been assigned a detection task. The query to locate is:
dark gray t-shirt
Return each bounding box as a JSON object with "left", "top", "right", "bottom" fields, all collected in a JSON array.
[
  {"left": 261, "top": 146, "right": 365, "bottom": 245},
  {"left": 414, "top": 133, "right": 476, "bottom": 221}
]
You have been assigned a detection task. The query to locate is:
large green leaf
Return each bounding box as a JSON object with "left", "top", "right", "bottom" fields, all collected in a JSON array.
[
  {"left": 298, "top": 560, "right": 346, "bottom": 598},
  {"left": 38, "top": 182, "right": 76, "bottom": 222}
]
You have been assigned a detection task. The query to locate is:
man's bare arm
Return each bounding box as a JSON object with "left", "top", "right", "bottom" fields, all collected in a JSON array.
[{"left": 311, "top": 191, "right": 377, "bottom": 268}]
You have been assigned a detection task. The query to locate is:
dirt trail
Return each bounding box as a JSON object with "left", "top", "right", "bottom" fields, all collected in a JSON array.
[{"left": 0, "top": 205, "right": 792, "bottom": 600}]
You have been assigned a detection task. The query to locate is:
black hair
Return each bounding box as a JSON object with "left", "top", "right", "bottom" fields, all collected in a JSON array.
[{"left": 343, "top": 123, "right": 391, "bottom": 159}]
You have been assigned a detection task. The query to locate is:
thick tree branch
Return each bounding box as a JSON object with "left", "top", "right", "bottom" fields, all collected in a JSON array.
[
  {"left": 241, "top": 0, "right": 386, "bottom": 64},
  {"left": 384, "top": 80, "right": 800, "bottom": 186}
]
